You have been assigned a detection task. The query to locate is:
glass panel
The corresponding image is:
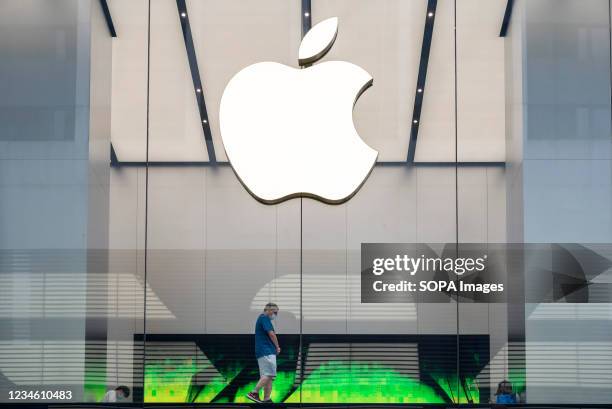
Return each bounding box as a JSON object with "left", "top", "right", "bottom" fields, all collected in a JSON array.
[
  {"left": 4, "top": 0, "right": 612, "bottom": 406},
  {"left": 0, "top": 0, "right": 131, "bottom": 403},
  {"left": 302, "top": 0, "right": 459, "bottom": 404},
  {"left": 518, "top": 0, "right": 612, "bottom": 404},
  {"left": 502, "top": 0, "right": 612, "bottom": 405},
  {"left": 141, "top": 0, "right": 302, "bottom": 404},
  {"left": 455, "top": 0, "right": 509, "bottom": 404}
]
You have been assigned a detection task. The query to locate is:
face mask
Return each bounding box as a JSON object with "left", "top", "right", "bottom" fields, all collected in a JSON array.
[{"left": 270, "top": 313, "right": 277, "bottom": 321}]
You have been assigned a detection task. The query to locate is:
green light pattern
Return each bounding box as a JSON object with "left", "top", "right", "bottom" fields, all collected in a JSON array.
[
  {"left": 143, "top": 356, "right": 484, "bottom": 403},
  {"left": 509, "top": 368, "right": 526, "bottom": 394},
  {"left": 145, "top": 358, "right": 213, "bottom": 402},
  {"left": 145, "top": 358, "right": 200, "bottom": 402},
  {"left": 431, "top": 374, "right": 481, "bottom": 404},
  {"left": 192, "top": 374, "right": 230, "bottom": 403},
  {"left": 145, "top": 357, "right": 246, "bottom": 403},
  {"left": 194, "top": 362, "right": 246, "bottom": 402},
  {"left": 285, "top": 361, "right": 445, "bottom": 403},
  {"left": 84, "top": 367, "right": 107, "bottom": 403},
  {"left": 232, "top": 370, "right": 295, "bottom": 403},
  {"left": 464, "top": 377, "right": 481, "bottom": 403},
  {"left": 84, "top": 346, "right": 107, "bottom": 403}
]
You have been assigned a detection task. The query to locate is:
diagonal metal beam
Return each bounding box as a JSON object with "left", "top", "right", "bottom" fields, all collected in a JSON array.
[
  {"left": 176, "top": 0, "right": 217, "bottom": 163},
  {"left": 407, "top": 0, "right": 437, "bottom": 163},
  {"left": 499, "top": 0, "right": 515, "bottom": 37},
  {"left": 99, "top": 0, "right": 117, "bottom": 37}
]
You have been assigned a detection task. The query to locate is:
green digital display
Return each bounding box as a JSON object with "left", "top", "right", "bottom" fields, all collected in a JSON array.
[
  {"left": 145, "top": 358, "right": 212, "bottom": 402},
  {"left": 284, "top": 361, "right": 445, "bottom": 403},
  {"left": 138, "top": 334, "right": 489, "bottom": 404}
]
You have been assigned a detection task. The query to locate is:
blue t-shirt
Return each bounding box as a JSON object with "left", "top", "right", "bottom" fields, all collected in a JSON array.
[
  {"left": 496, "top": 393, "right": 516, "bottom": 404},
  {"left": 254, "top": 314, "right": 276, "bottom": 358}
]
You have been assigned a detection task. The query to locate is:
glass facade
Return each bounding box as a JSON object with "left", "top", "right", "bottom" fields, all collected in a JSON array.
[{"left": 0, "top": 0, "right": 611, "bottom": 406}]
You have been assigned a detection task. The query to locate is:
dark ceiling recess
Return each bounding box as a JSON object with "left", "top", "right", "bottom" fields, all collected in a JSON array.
[
  {"left": 176, "top": 0, "right": 217, "bottom": 163},
  {"left": 407, "top": 0, "right": 437, "bottom": 164}
]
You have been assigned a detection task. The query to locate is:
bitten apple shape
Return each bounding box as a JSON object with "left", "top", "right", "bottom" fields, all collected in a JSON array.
[{"left": 219, "top": 17, "right": 378, "bottom": 204}]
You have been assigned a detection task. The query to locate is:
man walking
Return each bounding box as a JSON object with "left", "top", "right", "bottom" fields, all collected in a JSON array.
[{"left": 246, "top": 303, "right": 280, "bottom": 403}]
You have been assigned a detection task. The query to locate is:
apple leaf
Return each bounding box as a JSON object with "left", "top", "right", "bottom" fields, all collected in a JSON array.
[{"left": 298, "top": 17, "right": 338, "bottom": 66}]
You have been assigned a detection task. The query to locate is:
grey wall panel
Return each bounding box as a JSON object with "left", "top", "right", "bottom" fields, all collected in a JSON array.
[
  {"left": 416, "top": 167, "right": 457, "bottom": 243},
  {"left": 204, "top": 168, "right": 300, "bottom": 333},
  {"left": 458, "top": 168, "right": 488, "bottom": 243},
  {"left": 347, "top": 167, "right": 418, "bottom": 246},
  {"left": 524, "top": 159, "right": 612, "bottom": 243},
  {"left": 86, "top": 0, "right": 113, "bottom": 396},
  {"left": 457, "top": 167, "right": 507, "bottom": 244},
  {"left": 506, "top": 0, "right": 612, "bottom": 403},
  {"left": 312, "top": 0, "right": 424, "bottom": 162},
  {"left": 526, "top": 308, "right": 612, "bottom": 403},
  {"left": 416, "top": 303, "right": 457, "bottom": 335},
  {"left": 302, "top": 200, "right": 348, "bottom": 334},
  {"left": 0, "top": 0, "right": 93, "bottom": 249},
  {"left": 145, "top": 169, "right": 206, "bottom": 334},
  {"left": 0, "top": 0, "right": 115, "bottom": 402},
  {"left": 487, "top": 168, "right": 507, "bottom": 243},
  {"left": 0, "top": 0, "right": 89, "bottom": 159},
  {"left": 109, "top": 168, "right": 146, "bottom": 251},
  {"left": 415, "top": 0, "right": 456, "bottom": 163},
  {"left": 456, "top": 0, "right": 506, "bottom": 162},
  {"left": 148, "top": 0, "right": 209, "bottom": 162},
  {"left": 485, "top": 303, "right": 510, "bottom": 392},
  {"left": 346, "top": 167, "right": 418, "bottom": 334},
  {"left": 301, "top": 166, "right": 464, "bottom": 335},
  {"left": 458, "top": 304, "right": 490, "bottom": 335},
  {"left": 108, "top": 0, "right": 148, "bottom": 162},
  {"left": 147, "top": 169, "right": 206, "bottom": 251},
  {"left": 263, "top": 199, "right": 301, "bottom": 335},
  {"left": 524, "top": 0, "right": 611, "bottom": 161},
  {"left": 0, "top": 160, "right": 89, "bottom": 249},
  {"left": 189, "top": 0, "right": 301, "bottom": 163},
  {"left": 108, "top": 168, "right": 145, "bottom": 394}
]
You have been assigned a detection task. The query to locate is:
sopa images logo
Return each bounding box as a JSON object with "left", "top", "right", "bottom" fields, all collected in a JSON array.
[{"left": 219, "top": 18, "right": 378, "bottom": 204}]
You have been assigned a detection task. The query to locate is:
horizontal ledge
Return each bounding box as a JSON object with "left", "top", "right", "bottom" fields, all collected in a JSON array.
[{"left": 110, "top": 161, "right": 506, "bottom": 168}]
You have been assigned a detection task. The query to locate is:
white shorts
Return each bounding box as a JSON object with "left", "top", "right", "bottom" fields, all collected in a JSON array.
[{"left": 257, "top": 354, "right": 277, "bottom": 377}]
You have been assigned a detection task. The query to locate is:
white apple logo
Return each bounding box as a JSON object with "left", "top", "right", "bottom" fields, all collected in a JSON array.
[{"left": 219, "top": 17, "right": 378, "bottom": 204}]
